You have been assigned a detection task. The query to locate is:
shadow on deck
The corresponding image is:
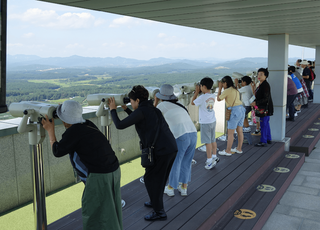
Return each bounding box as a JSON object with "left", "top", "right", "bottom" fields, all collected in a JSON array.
[{"left": 48, "top": 103, "right": 320, "bottom": 230}]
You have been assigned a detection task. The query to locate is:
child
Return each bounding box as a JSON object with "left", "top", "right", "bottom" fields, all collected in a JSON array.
[{"left": 191, "top": 77, "right": 219, "bottom": 170}]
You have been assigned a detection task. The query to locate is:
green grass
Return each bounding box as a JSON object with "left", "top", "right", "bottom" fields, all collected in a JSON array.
[{"left": 0, "top": 131, "right": 222, "bottom": 229}]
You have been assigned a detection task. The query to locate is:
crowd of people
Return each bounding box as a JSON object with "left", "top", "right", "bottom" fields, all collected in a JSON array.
[{"left": 40, "top": 60, "right": 316, "bottom": 229}]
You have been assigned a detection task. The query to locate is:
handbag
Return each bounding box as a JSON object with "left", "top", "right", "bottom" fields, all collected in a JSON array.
[
  {"left": 254, "top": 105, "right": 268, "bottom": 117},
  {"left": 225, "top": 90, "right": 238, "bottom": 121},
  {"left": 140, "top": 110, "right": 160, "bottom": 168}
]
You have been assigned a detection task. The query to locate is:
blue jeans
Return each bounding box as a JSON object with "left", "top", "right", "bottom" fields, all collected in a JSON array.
[
  {"left": 227, "top": 105, "right": 246, "bottom": 129},
  {"left": 168, "top": 132, "right": 197, "bottom": 188},
  {"left": 260, "top": 116, "right": 271, "bottom": 143}
]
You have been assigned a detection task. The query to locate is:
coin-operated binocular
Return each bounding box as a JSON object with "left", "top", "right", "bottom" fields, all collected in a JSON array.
[
  {"left": 145, "top": 87, "right": 160, "bottom": 100},
  {"left": 87, "top": 93, "right": 130, "bottom": 139},
  {"left": 9, "top": 101, "right": 58, "bottom": 143},
  {"left": 246, "top": 70, "right": 258, "bottom": 85},
  {"left": 8, "top": 101, "right": 59, "bottom": 229}
]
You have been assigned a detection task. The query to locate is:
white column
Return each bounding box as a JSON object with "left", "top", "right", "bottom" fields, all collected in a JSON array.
[
  {"left": 268, "top": 34, "right": 289, "bottom": 141},
  {"left": 313, "top": 45, "right": 320, "bottom": 103}
]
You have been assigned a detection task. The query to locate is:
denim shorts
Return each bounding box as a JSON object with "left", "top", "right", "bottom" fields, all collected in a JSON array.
[
  {"left": 200, "top": 122, "right": 216, "bottom": 144},
  {"left": 227, "top": 105, "right": 245, "bottom": 130}
]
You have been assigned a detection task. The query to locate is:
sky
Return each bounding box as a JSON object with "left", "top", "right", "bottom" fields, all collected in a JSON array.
[{"left": 7, "top": 0, "right": 315, "bottom": 61}]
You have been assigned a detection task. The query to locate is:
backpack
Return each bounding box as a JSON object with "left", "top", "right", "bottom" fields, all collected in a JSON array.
[{"left": 309, "top": 68, "right": 316, "bottom": 81}]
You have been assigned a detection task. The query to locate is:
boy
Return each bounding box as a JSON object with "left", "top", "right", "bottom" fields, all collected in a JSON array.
[{"left": 191, "top": 77, "right": 219, "bottom": 170}]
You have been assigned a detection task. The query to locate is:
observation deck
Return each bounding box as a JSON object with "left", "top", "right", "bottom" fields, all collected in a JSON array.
[{"left": 45, "top": 103, "right": 320, "bottom": 230}]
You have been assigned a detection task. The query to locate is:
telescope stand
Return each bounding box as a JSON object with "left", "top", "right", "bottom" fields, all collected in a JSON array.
[{"left": 18, "top": 110, "right": 47, "bottom": 230}]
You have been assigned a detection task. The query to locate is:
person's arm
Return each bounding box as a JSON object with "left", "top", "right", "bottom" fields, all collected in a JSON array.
[
  {"left": 191, "top": 85, "right": 200, "bottom": 105},
  {"left": 217, "top": 82, "right": 224, "bottom": 102},
  {"left": 234, "top": 79, "right": 240, "bottom": 89},
  {"left": 255, "top": 83, "right": 271, "bottom": 105},
  {"left": 154, "top": 95, "right": 160, "bottom": 107},
  {"left": 111, "top": 108, "right": 144, "bottom": 129},
  {"left": 41, "top": 115, "right": 57, "bottom": 148},
  {"left": 303, "top": 68, "right": 310, "bottom": 79}
]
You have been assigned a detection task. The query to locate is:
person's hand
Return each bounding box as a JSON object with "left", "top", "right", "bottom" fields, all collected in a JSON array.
[
  {"left": 121, "top": 104, "right": 128, "bottom": 110},
  {"left": 41, "top": 115, "right": 55, "bottom": 132},
  {"left": 195, "top": 84, "right": 200, "bottom": 93},
  {"left": 108, "top": 97, "right": 117, "bottom": 110},
  {"left": 154, "top": 95, "right": 160, "bottom": 106},
  {"left": 251, "top": 101, "right": 256, "bottom": 107},
  {"left": 234, "top": 78, "right": 239, "bottom": 85}
]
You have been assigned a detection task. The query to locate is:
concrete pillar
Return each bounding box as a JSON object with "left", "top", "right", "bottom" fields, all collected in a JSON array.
[
  {"left": 313, "top": 45, "right": 320, "bottom": 103},
  {"left": 268, "top": 34, "right": 289, "bottom": 141}
]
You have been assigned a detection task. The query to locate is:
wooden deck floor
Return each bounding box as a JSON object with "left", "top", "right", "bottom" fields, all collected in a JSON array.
[{"left": 48, "top": 103, "right": 320, "bottom": 230}]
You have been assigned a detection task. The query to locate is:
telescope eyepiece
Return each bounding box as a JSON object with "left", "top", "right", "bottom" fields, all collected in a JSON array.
[{"left": 123, "top": 97, "right": 130, "bottom": 104}]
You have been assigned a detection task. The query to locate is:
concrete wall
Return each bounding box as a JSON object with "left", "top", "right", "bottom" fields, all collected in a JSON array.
[{"left": 0, "top": 103, "right": 219, "bottom": 214}]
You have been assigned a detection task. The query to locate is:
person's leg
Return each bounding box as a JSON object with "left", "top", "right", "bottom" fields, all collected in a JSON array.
[
  {"left": 260, "top": 116, "right": 267, "bottom": 143},
  {"left": 144, "top": 152, "right": 176, "bottom": 213},
  {"left": 179, "top": 132, "right": 197, "bottom": 189},
  {"left": 235, "top": 106, "right": 245, "bottom": 151},
  {"left": 168, "top": 134, "right": 188, "bottom": 189},
  {"left": 287, "top": 95, "right": 296, "bottom": 120},
  {"left": 265, "top": 116, "right": 271, "bottom": 141},
  {"left": 206, "top": 143, "right": 212, "bottom": 159},
  {"left": 226, "top": 129, "right": 235, "bottom": 153},
  {"left": 236, "top": 126, "right": 244, "bottom": 151},
  {"left": 212, "top": 142, "right": 217, "bottom": 157},
  {"left": 82, "top": 172, "right": 122, "bottom": 230}
]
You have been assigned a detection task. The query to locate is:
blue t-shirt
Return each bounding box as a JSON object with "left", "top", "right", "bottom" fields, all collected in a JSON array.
[{"left": 290, "top": 73, "right": 302, "bottom": 91}]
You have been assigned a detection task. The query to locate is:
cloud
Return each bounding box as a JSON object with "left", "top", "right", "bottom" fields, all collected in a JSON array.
[
  {"left": 7, "top": 43, "right": 23, "bottom": 47},
  {"left": 109, "top": 16, "right": 157, "bottom": 28},
  {"left": 23, "top": 32, "right": 34, "bottom": 38},
  {"left": 9, "top": 8, "right": 102, "bottom": 29},
  {"left": 158, "top": 33, "right": 166, "bottom": 38},
  {"left": 66, "top": 43, "right": 84, "bottom": 49}
]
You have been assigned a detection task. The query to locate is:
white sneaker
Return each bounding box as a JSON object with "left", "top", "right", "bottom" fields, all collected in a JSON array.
[
  {"left": 178, "top": 185, "right": 187, "bottom": 196},
  {"left": 294, "top": 112, "right": 298, "bottom": 117},
  {"left": 205, "top": 160, "right": 217, "bottom": 170},
  {"left": 218, "top": 150, "right": 232, "bottom": 156},
  {"left": 164, "top": 186, "right": 174, "bottom": 197},
  {"left": 212, "top": 156, "right": 220, "bottom": 163},
  {"left": 231, "top": 148, "right": 243, "bottom": 154}
]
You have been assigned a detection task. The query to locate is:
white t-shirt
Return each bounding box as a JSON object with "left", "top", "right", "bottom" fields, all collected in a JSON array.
[
  {"left": 238, "top": 85, "right": 253, "bottom": 106},
  {"left": 193, "top": 93, "right": 216, "bottom": 124},
  {"left": 157, "top": 101, "right": 197, "bottom": 139}
]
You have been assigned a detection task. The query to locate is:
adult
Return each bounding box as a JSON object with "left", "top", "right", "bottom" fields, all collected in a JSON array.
[
  {"left": 286, "top": 75, "right": 298, "bottom": 121},
  {"left": 235, "top": 76, "right": 254, "bottom": 132},
  {"left": 251, "top": 68, "right": 274, "bottom": 147},
  {"left": 154, "top": 84, "right": 197, "bottom": 196},
  {"left": 292, "top": 66, "right": 309, "bottom": 110},
  {"left": 300, "top": 60, "right": 312, "bottom": 101},
  {"left": 41, "top": 100, "right": 122, "bottom": 230},
  {"left": 295, "top": 59, "right": 303, "bottom": 75},
  {"left": 217, "top": 76, "right": 245, "bottom": 155},
  {"left": 109, "top": 85, "right": 177, "bottom": 221}
]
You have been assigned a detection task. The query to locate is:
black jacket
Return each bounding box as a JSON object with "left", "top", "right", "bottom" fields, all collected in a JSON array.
[
  {"left": 111, "top": 100, "right": 178, "bottom": 155},
  {"left": 255, "top": 80, "right": 274, "bottom": 116}
]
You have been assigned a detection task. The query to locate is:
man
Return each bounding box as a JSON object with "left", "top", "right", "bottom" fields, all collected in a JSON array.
[{"left": 300, "top": 60, "right": 312, "bottom": 102}]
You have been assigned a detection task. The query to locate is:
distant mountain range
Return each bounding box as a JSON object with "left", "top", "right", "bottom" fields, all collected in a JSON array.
[{"left": 7, "top": 54, "right": 311, "bottom": 72}]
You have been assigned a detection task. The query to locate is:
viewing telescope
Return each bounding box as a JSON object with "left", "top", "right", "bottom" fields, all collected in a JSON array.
[
  {"left": 87, "top": 93, "right": 130, "bottom": 107},
  {"left": 145, "top": 87, "right": 160, "bottom": 99},
  {"left": 9, "top": 101, "right": 58, "bottom": 123}
]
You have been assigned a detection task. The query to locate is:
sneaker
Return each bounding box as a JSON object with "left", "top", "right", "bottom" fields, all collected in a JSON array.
[
  {"left": 243, "top": 127, "right": 251, "bottom": 133},
  {"left": 296, "top": 110, "right": 301, "bottom": 113},
  {"left": 218, "top": 150, "right": 232, "bottom": 156},
  {"left": 212, "top": 156, "right": 220, "bottom": 163},
  {"left": 231, "top": 147, "right": 243, "bottom": 154},
  {"left": 205, "top": 160, "right": 217, "bottom": 170},
  {"left": 164, "top": 186, "right": 174, "bottom": 197},
  {"left": 251, "top": 130, "right": 261, "bottom": 136},
  {"left": 192, "top": 159, "right": 197, "bottom": 165},
  {"left": 178, "top": 185, "right": 187, "bottom": 196},
  {"left": 294, "top": 112, "right": 298, "bottom": 117}
]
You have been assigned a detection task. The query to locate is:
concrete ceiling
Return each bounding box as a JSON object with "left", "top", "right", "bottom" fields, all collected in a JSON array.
[{"left": 38, "top": 0, "right": 320, "bottom": 48}]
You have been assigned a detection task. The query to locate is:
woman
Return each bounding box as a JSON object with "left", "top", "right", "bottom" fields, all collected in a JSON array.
[
  {"left": 251, "top": 68, "right": 274, "bottom": 147},
  {"left": 154, "top": 84, "right": 197, "bottom": 197},
  {"left": 235, "top": 76, "right": 254, "bottom": 132},
  {"left": 41, "top": 100, "right": 122, "bottom": 230},
  {"left": 109, "top": 85, "right": 177, "bottom": 221},
  {"left": 217, "top": 76, "right": 245, "bottom": 155}
]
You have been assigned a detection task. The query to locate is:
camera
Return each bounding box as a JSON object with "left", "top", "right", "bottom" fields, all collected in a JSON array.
[
  {"left": 87, "top": 93, "right": 129, "bottom": 107},
  {"left": 9, "top": 101, "right": 58, "bottom": 123}
]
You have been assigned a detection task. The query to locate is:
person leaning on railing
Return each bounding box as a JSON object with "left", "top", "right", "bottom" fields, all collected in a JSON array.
[
  {"left": 41, "top": 100, "right": 122, "bottom": 230},
  {"left": 108, "top": 85, "right": 178, "bottom": 221},
  {"left": 217, "top": 76, "right": 246, "bottom": 155}
]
